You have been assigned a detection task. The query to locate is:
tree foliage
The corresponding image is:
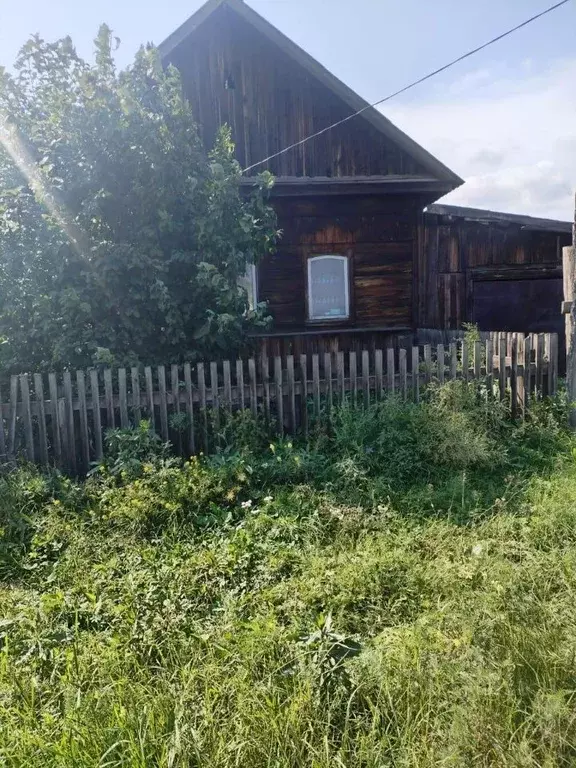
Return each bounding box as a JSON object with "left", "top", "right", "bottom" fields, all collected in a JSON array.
[{"left": 0, "top": 26, "right": 278, "bottom": 372}]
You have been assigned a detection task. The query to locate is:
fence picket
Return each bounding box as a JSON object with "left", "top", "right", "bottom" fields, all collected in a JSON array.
[
  {"left": 223, "top": 361, "right": 232, "bottom": 413},
  {"left": 437, "top": 344, "right": 445, "bottom": 385},
  {"left": 104, "top": 369, "right": 115, "bottom": 429},
  {"left": 157, "top": 366, "right": 169, "bottom": 441},
  {"left": 474, "top": 341, "right": 482, "bottom": 381},
  {"left": 33, "top": 373, "right": 48, "bottom": 466},
  {"left": 349, "top": 351, "right": 357, "bottom": 405},
  {"left": 299, "top": 354, "right": 308, "bottom": 436},
  {"left": 20, "top": 374, "right": 34, "bottom": 463},
  {"left": 423, "top": 344, "right": 432, "bottom": 385},
  {"left": 274, "top": 356, "right": 284, "bottom": 436},
  {"left": 171, "top": 365, "right": 182, "bottom": 453},
  {"left": 485, "top": 339, "right": 493, "bottom": 397},
  {"left": 183, "top": 363, "right": 195, "bottom": 456},
  {"left": 0, "top": 383, "right": 6, "bottom": 459},
  {"left": 48, "top": 373, "right": 62, "bottom": 465},
  {"left": 462, "top": 341, "right": 469, "bottom": 383},
  {"left": 197, "top": 363, "right": 208, "bottom": 450},
  {"left": 118, "top": 368, "right": 129, "bottom": 428},
  {"left": 236, "top": 360, "right": 245, "bottom": 411},
  {"left": 399, "top": 348, "right": 408, "bottom": 400},
  {"left": 90, "top": 369, "right": 103, "bottom": 461},
  {"left": 324, "top": 353, "right": 333, "bottom": 414},
  {"left": 312, "top": 354, "right": 321, "bottom": 418},
  {"left": 131, "top": 367, "right": 141, "bottom": 426},
  {"left": 145, "top": 366, "right": 155, "bottom": 430},
  {"left": 63, "top": 371, "right": 76, "bottom": 474},
  {"left": 516, "top": 334, "right": 525, "bottom": 418},
  {"left": 499, "top": 336, "right": 506, "bottom": 402},
  {"left": 412, "top": 347, "right": 420, "bottom": 403},
  {"left": 510, "top": 335, "right": 518, "bottom": 418},
  {"left": 524, "top": 335, "right": 532, "bottom": 406},
  {"left": 336, "top": 351, "right": 345, "bottom": 405},
  {"left": 8, "top": 375, "right": 18, "bottom": 456},
  {"left": 58, "top": 398, "right": 68, "bottom": 469},
  {"left": 375, "top": 349, "right": 383, "bottom": 398},
  {"left": 287, "top": 355, "right": 297, "bottom": 432},
  {"left": 450, "top": 343, "right": 457, "bottom": 381},
  {"left": 536, "top": 334, "right": 544, "bottom": 398},
  {"left": 210, "top": 362, "right": 220, "bottom": 441},
  {"left": 387, "top": 348, "right": 395, "bottom": 396},
  {"left": 248, "top": 359, "right": 258, "bottom": 418},
  {"left": 362, "top": 350, "right": 370, "bottom": 406},
  {"left": 550, "top": 332, "right": 558, "bottom": 397},
  {"left": 76, "top": 370, "right": 90, "bottom": 471}
]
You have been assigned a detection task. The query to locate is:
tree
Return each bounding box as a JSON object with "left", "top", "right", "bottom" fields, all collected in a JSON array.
[{"left": 0, "top": 27, "right": 278, "bottom": 372}]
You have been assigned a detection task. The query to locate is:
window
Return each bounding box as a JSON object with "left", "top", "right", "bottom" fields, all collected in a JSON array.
[
  {"left": 307, "top": 255, "right": 349, "bottom": 321},
  {"left": 238, "top": 263, "right": 258, "bottom": 310}
]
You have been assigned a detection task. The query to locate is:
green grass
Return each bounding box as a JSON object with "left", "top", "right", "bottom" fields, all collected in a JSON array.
[{"left": 2, "top": 382, "right": 576, "bottom": 766}]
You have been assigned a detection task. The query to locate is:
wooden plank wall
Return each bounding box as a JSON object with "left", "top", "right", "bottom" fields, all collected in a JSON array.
[
  {"left": 0, "top": 332, "right": 558, "bottom": 475},
  {"left": 166, "top": 4, "right": 429, "bottom": 178}
]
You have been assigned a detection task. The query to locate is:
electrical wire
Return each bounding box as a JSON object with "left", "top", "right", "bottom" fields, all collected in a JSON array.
[{"left": 242, "top": 0, "right": 571, "bottom": 174}]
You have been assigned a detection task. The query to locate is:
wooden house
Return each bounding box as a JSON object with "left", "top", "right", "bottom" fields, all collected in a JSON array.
[{"left": 159, "top": 0, "right": 571, "bottom": 355}]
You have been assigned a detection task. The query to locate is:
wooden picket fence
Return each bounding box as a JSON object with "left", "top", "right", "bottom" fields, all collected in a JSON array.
[{"left": 0, "top": 331, "right": 559, "bottom": 474}]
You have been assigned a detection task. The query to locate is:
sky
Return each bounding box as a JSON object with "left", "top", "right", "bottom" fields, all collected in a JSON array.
[{"left": 1, "top": 0, "right": 574, "bottom": 220}]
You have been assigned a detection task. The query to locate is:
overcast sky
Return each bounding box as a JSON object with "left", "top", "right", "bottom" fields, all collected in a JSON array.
[{"left": 1, "top": 0, "right": 574, "bottom": 220}]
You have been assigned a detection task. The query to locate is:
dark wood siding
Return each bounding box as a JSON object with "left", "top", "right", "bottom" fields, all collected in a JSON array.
[
  {"left": 416, "top": 213, "right": 570, "bottom": 332},
  {"left": 166, "top": 4, "right": 429, "bottom": 178},
  {"left": 258, "top": 194, "right": 421, "bottom": 330}
]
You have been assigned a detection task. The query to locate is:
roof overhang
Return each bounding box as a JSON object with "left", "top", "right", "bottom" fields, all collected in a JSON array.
[
  {"left": 159, "top": 0, "right": 464, "bottom": 191},
  {"left": 427, "top": 203, "right": 572, "bottom": 234},
  {"left": 241, "top": 175, "right": 455, "bottom": 198}
]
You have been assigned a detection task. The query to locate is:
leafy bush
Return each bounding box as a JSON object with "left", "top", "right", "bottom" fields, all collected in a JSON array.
[{"left": 97, "top": 420, "right": 171, "bottom": 481}]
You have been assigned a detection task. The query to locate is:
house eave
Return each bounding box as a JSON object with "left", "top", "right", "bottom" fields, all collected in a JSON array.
[{"left": 241, "top": 175, "right": 456, "bottom": 198}]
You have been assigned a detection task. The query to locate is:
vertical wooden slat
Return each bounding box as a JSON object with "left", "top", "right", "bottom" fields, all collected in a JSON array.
[
  {"left": 6, "top": 376, "right": 17, "bottom": 458},
  {"left": 543, "top": 333, "right": 551, "bottom": 397},
  {"left": 76, "top": 370, "right": 90, "bottom": 471},
  {"left": 0, "top": 383, "right": 6, "bottom": 459},
  {"left": 197, "top": 363, "right": 208, "bottom": 450},
  {"left": 261, "top": 356, "right": 271, "bottom": 423},
  {"left": 437, "top": 344, "right": 445, "bottom": 386},
  {"left": 274, "top": 356, "right": 284, "bottom": 436},
  {"left": 170, "top": 365, "right": 181, "bottom": 453},
  {"left": 349, "top": 351, "right": 357, "bottom": 404},
  {"left": 144, "top": 366, "right": 155, "bottom": 430},
  {"left": 118, "top": 368, "right": 129, "bottom": 428},
  {"left": 33, "top": 373, "right": 48, "bottom": 466},
  {"left": 183, "top": 363, "right": 195, "bottom": 456},
  {"left": 387, "top": 348, "right": 395, "bottom": 396},
  {"left": 536, "top": 333, "right": 545, "bottom": 398},
  {"left": 462, "top": 340, "right": 469, "bottom": 383},
  {"left": 248, "top": 358, "right": 258, "bottom": 417},
  {"left": 412, "top": 346, "right": 420, "bottom": 403},
  {"left": 299, "top": 354, "right": 308, "bottom": 436},
  {"left": 58, "top": 397, "right": 68, "bottom": 469},
  {"left": 474, "top": 341, "right": 482, "bottom": 382},
  {"left": 104, "top": 369, "right": 115, "bottom": 429},
  {"left": 63, "top": 371, "right": 76, "bottom": 474},
  {"left": 336, "top": 351, "right": 345, "bottom": 404},
  {"left": 312, "top": 354, "right": 321, "bottom": 418},
  {"left": 516, "top": 334, "right": 525, "bottom": 417},
  {"left": 20, "top": 374, "right": 34, "bottom": 464},
  {"left": 90, "top": 369, "right": 103, "bottom": 462},
  {"left": 450, "top": 343, "right": 457, "bottom": 381},
  {"left": 510, "top": 335, "right": 518, "bottom": 418},
  {"left": 210, "top": 361, "right": 220, "bottom": 441},
  {"left": 399, "top": 348, "right": 408, "bottom": 400},
  {"left": 286, "top": 355, "right": 297, "bottom": 433},
  {"left": 324, "top": 352, "right": 333, "bottom": 414},
  {"left": 48, "top": 373, "right": 62, "bottom": 465},
  {"left": 362, "top": 350, "right": 370, "bottom": 406},
  {"left": 524, "top": 335, "right": 532, "bottom": 407},
  {"left": 157, "top": 365, "right": 169, "bottom": 441},
  {"left": 236, "top": 360, "right": 245, "bottom": 411},
  {"left": 423, "top": 344, "right": 432, "bottom": 386},
  {"left": 375, "top": 349, "right": 383, "bottom": 399},
  {"left": 223, "top": 361, "right": 232, "bottom": 412},
  {"left": 499, "top": 336, "right": 507, "bottom": 402},
  {"left": 550, "top": 333, "right": 558, "bottom": 397},
  {"left": 485, "top": 339, "right": 493, "bottom": 398},
  {"left": 131, "top": 367, "right": 141, "bottom": 426}
]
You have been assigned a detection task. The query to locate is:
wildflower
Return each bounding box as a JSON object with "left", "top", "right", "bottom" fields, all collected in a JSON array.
[
  {"left": 240, "top": 500, "right": 253, "bottom": 509},
  {"left": 263, "top": 496, "right": 273, "bottom": 503}
]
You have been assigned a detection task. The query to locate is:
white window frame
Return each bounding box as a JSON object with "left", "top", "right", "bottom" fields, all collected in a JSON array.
[
  {"left": 239, "top": 262, "right": 258, "bottom": 310},
  {"left": 307, "top": 254, "right": 350, "bottom": 321}
]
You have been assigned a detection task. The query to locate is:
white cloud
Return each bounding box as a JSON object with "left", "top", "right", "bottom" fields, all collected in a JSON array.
[{"left": 385, "top": 58, "right": 576, "bottom": 221}]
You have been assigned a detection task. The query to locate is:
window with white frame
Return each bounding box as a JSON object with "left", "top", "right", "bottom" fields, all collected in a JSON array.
[
  {"left": 238, "top": 263, "right": 258, "bottom": 310},
  {"left": 307, "top": 255, "right": 349, "bottom": 321}
]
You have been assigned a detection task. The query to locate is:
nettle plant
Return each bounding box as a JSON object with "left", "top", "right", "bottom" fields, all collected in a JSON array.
[{"left": 0, "top": 26, "right": 278, "bottom": 372}]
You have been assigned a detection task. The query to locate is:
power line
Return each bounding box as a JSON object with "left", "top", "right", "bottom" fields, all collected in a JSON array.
[{"left": 242, "top": 0, "right": 571, "bottom": 174}]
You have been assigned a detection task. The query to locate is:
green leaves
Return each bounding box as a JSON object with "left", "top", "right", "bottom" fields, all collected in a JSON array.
[{"left": 0, "top": 27, "right": 278, "bottom": 372}]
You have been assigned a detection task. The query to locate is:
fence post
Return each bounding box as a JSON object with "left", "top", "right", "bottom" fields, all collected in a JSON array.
[{"left": 563, "top": 243, "right": 576, "bottom": 426}]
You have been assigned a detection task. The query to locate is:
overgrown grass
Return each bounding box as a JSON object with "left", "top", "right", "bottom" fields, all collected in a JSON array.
[{"left": 2, "top": 381, "right": 576, "bottom": 766}]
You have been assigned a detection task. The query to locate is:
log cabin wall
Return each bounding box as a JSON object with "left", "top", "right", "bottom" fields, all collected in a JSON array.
[
  {"left": 417, "top": 210, "right": 571, "bottom": 337},
  {"left": 257, "top": 194, "right": 425, "bottom": 344}
]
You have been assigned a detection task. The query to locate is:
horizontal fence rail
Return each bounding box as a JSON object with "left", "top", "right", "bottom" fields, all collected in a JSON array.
[{"left": 0, "top": 331, "right": 559, "bottom": 474}]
